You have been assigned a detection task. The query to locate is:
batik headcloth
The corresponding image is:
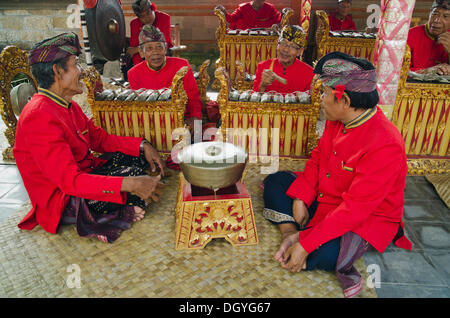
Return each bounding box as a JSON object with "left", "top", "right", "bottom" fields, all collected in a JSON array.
[
  {"left": 132, "top": 0, "right": 156, "bottom": 15},
  {"left": 29, "top": 32, "right": 82, "bottom": 65},
  {"left": 279, "top": 25, "right": 306, "bottom": 48},
  {"left": 314, "top": 52, "right": 377, "bottom": 93},
  {"left": 432, "top": 0, "right": 450, "bottom": 10},
  {"left": 139, "top": 24, "right": 166, "bottom": 46}
]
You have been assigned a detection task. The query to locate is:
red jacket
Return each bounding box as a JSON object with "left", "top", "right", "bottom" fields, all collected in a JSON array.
[
  {"left": 253, "top": 58, "right": 314, "bottom": 94},
  {"left": 13, "top": 89, "right": 143, "bottom": 234},
  {"left": 127, "top": 57, "right": 202, "bottom": 119},
  {"left": 407, "top": 24, "right": 449, "bottom": 72},
  {"left": 129, "top": 10, "right": 173, "bottom": 66},
  {"left": 286, "top": 107, "right": 412, "bottom": 254},
  {"left": 328, "top": 12, "right": 356, "bottom": 31},
  {"left": 226, "top": 2, "right": 281, "bottom": 30}
]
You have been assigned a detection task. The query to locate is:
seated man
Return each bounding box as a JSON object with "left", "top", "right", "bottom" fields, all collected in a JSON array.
[
  {"left": 262, "top": 52, "right": 411, "bottom": 298},
  {"left": 253, "top": 25, "right": 314, "bottom": 94},
  {"left": 407, "top": 0, "right": 450, "bottom": 75},
  {"left": 127, "top": 0, "right": 173, "bottom": 66},
  {"left": 127, "top": 25, "right": 202, "bottom": 130},
  {"left": 14, "top": 33, "right": 165, "bottom": 243},
  {"left": 328, "top": 0, "right": 356, "bottom": 31},
  {"left": 215, "top": 0, "right": 281, "bottom": 30}
]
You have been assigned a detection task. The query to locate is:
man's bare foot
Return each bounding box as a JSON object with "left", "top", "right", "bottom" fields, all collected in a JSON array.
[
  {"left": 132, "top": 206, "right": 146, "bottom": 222},
  {"left": 275, "top": 231, "right": 299, "bottom": 263}
]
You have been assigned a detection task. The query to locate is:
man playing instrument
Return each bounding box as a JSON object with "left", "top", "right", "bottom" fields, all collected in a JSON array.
[
  {"left": 128, "top": 0, "right": 173, "bottom": 66},
  {"left": 215, "top": 0, "right": 281, "bottom": 30},
  {"left": 407, "top": 0, "right": 450, "bottom": 75},
  {"left": 253, "top": 25, "right": 314, "bottom": 94},
  {"left": 127, "top": 25, "right": 202, "bottom": 131},
  {"left": 14, "top": 33, "right": 165, "bottom": 243},
  {"left": 328, "top": 0, "right": 356, "bottom": 32}
]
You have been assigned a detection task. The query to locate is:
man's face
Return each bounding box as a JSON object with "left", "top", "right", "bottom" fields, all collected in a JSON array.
[
  {"left": 321, "top": 85, "right": 345, "bottom": 122},
  {"left": 57, "top": 55, "right": 85, "bottom": 97},
  {"left": 253, "top": 0, "right": 265, "bottom": 6},
  {"left": 141, "top": 41, "right": 167, "bottom": 69},
  {"left": 337, "top": 1, "right": 352, "bottom": 17},
  {"left": 277, "top": 38, "right": 302, "bottom": 66},
  {"left": 428, "top": 7, "right": 450, "bottom": 36},
  {"left": 138, "top": 9, "right": 155, "bottom": 25}
]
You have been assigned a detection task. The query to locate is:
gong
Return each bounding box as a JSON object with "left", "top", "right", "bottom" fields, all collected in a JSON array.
[
  {"left": 85, "top": 0, "right": 126, "bottom": 61},
  {"left": 10, "top": 82, "right": 37, "bottom": 116}
]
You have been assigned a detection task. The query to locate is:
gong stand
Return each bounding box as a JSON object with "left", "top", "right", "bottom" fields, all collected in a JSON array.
[{"left": 175, "top": 174, "right": 258, "bottom": 250}]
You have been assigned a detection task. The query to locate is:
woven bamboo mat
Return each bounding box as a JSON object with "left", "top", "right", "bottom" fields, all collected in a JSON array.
[
  {"left": 425, "top": 174, "right": 450, "bottom": 209},
  {"left": 0, "top": 159, "right": 377, "bottom": 298}
]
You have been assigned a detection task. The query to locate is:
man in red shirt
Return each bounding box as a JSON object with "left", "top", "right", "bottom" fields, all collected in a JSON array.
[
  {"left": 253, "top": 25, "right": 314, "bottom": 94},
  {"left": 127, "top": 25, "right": 202, "bottom": 130},
  {"left": 407, "top": 0, "right": 450, "bottom": 75},
  {"left": 14, "top": 33, "right": 165, "bottom": 243},
  {"left": 262, "top": 52, "right": 411, "bottom": 298},
  {"left": 215, "top": 1, "right": 281, "bottom": 30},
  {"left": 127, "top": 0, "right": 173, "bottom": 66},
  {"left": 328, "top": 0, "right": 356, "bottom": 31}
]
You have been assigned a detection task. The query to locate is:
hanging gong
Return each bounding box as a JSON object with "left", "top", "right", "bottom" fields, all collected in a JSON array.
[{"left": 85, "top": 0, "right": 126, "bottom": 61}]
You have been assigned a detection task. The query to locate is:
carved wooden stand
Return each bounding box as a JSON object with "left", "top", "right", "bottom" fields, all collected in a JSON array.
[{"left": 175, "top": 174, "right": 258, "bottom": 250}]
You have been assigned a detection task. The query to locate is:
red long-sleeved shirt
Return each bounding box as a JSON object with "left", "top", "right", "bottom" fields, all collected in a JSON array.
[
  {"left": 226, "top": 2, "right": 281, "bottom": 30},
  {"left": 253, "top": 58, "right": 314, "bottom": 94},
  {"left": 286, "top": 107, "right": 412, "bottom": 254},
  {"left": 13, "top": 89, "right": 143, "bottom": 234},
  {"left": 407, "top": 24, "right": 449, "bottom": 72},
  {"left": 328, "top": 12, "right": 356, "bottom": 31},
  {"left": 127, "top": 57, "right": 202, "bottom": 119}
]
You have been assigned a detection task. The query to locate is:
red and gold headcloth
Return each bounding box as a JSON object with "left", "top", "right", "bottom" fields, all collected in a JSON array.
[{"left": 279, "top": 25, "right": 306, "bottom": 48}]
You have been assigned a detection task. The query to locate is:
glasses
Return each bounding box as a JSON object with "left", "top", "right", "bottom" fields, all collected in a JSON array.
[{"left": 278, "top": 41, "right": 301, "bottom": 50}]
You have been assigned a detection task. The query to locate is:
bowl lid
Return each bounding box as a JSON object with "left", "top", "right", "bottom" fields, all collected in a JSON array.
[{"left": 177, "top": 141, "right": 247, "bottom": 167}]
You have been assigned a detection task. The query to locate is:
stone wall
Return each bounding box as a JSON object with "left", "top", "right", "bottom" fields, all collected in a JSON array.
[{"left": 0, "top": 1, "right": 78, "bottom": 50}]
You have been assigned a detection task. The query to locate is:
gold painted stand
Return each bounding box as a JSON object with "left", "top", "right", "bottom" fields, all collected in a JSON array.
[{"left": 175, "top": 173, "right": 258, "bottom": 250}]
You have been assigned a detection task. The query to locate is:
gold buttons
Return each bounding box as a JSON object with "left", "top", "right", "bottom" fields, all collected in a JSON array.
[
  {"left": 326, "top": 173, "right": 330, "bottom": 178},
  {"left": 333, "top": 151, "right": 337, "bottom": 156},
  {"left": 319, "top": 193, "right": 324, "bottom": 198},
  {"left": 342, "top": 129, "right": 347, "bottom": 134}
]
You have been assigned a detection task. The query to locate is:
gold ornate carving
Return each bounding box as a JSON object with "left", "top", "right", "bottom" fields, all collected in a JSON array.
[
  {"left": 196, "top": 59, "right": 211, "bottom": 105},
  {"left": 0, "top": 46, "right": 38, "bottom": 161},
  {"left": 407, "top": 159, "right": 450, "bottom": 175},
  {"left": 315, "top": 10, "right": 376, "bottom": 62},
  {"left": 175, "top": 174, "right": 258, "bottom": 250}
]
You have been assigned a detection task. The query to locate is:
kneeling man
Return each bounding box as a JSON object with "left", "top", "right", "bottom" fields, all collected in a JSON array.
[{"left": 262, "top": 52, "right": 412, "bottom": 298}]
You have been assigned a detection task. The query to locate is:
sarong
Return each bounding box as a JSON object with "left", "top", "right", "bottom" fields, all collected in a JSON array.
[{"left": 60, "top": 152, "right": 149, "bottom": 243}]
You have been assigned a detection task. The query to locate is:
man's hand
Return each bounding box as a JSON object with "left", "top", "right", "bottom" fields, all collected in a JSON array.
[
  {"left": 438, "top": 31, "right": 450, "bottom": 54},
  {"left": 280, "top": 241, "right": 309, "bottom": 273},
  {"left": 121, "top": 175, "right": 165, "bottom": 202},
  {"left": 259, "top": 69, "right": 275, "bottom": 92},
  {"left": 184, "top": 116, "right": 202, "bottom": 136},
  {"left": 143, "top": 141, "right": 165, "bottom": 177},
  {"left": 293, "top": 199, "right": 309, "bottom": 228},
  {"left": 419, "top": 63, "right": 450, "bottom": 76}
]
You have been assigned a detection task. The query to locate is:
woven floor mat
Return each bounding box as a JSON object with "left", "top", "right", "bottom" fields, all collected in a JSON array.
[
  {"left": 425, "top": 174, "right": 450, "bottom": 209},
  {"left": 0, "top": 159, "right": 377, "bottom": 298}
]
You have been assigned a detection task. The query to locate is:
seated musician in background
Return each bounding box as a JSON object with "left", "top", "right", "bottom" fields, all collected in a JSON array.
[
  {"left": 263, "top": 52, "right": 411, "bottom": 298},
  {"left": 253, "top": 25, "right": 314, "bottom": 94},
  {"left": 127, "top": 25, "right": 202, "bottom": 131},
  {"left": 127, "top": 0, "right": 173, "bottom": 66},
  {"left": 14, "top": 33, "right": 165, "bottom": 243},
  {"left": 328, "top": 0, "right": 356, "bottom": 31},
  {"left": 215, "top": 0, "right": 281, "bottom": 30},
  {"left": 407, "top": 0, "right": 450, "bottom": 75}
]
